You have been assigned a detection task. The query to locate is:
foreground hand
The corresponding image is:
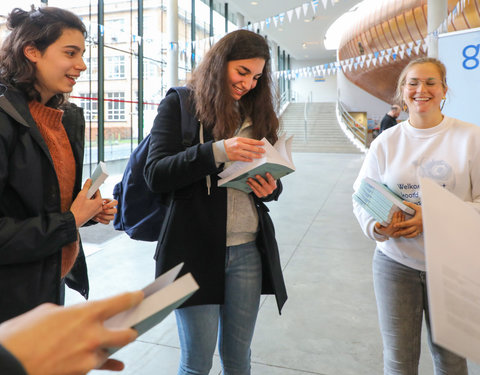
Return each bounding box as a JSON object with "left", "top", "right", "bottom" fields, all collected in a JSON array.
[
  {"left": 93, "top": 198, "right": 118, "bottom": 225},
  {"left": 70, "top": 179, "right": 104, "bottom": 228},
  {"left": 224, "top": 137, "right": 265, "bottom": 162},
  {"left": 393, "top": 201, "right": 423, "bottom": 238},
  {"left": 0, "top": 291, "right": 144, "bottom": 375},
  {"left": 374, "top": 210, "right": 405, "bottom": 238},
  {"left": 247, "top": 172, "right": 277, "bottom": 198}
]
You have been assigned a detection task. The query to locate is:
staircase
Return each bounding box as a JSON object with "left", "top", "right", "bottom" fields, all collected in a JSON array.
[{"left": 280, "top": 102, "right": 362, "bottom": 153}]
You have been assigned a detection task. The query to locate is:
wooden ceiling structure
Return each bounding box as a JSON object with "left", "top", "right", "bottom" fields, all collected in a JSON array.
[{"left": 338, "top": 0, "right": 480, "bottom": 104}]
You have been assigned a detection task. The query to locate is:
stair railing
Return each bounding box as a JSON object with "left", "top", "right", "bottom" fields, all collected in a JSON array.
[
  {"left": 337, "top": 100, "right": 368, "bottom": 147},
  {"left": 303, "top": 92, "right": 312, "bottom": 142}
]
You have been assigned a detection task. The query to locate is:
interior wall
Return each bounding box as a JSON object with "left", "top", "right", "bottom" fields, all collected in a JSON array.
[
  {"left": 337, "top": 70, "right": 407, "bottom": 126},
  {"left": 290, "top": 60, "right": 338, "bottom": 103}
]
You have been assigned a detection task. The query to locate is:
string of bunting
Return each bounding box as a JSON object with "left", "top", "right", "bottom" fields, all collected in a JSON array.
[{"left": 273, "top": 0, "right": 466, "bottom": 80}]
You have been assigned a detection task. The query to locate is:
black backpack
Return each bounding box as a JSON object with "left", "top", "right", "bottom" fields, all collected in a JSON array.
[{"left": 113, "top": 87, "right": 197, "bottom": 241}]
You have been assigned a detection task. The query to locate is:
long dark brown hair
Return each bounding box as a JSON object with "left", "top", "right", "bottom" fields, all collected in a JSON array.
[
  {"left": 0, "top": 7, "right": 87, "bottom": 108},
  {"left": 188, "top": 30, "right": 279, "bottom": 144}
]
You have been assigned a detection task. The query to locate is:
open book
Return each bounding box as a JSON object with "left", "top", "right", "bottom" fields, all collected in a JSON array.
[
  {"left": 86, "top": 161, "right": 109, "bottom": 199},
  {"left": 104, "top": 263, "right": 199, "bottom": 354},
  {"left": 353, "top": 177, "right": 415, "bottom": 226},
  {"left": 218, "top": 134, "right": 295, "bottom": 193}
]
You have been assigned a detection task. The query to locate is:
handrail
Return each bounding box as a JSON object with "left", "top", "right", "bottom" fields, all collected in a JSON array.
[
  {"left": 303, "top": 92, "right": 312, "bottom": 142},
  {"left": 337, "top": 100, "right": 368, "bottom": 147}
]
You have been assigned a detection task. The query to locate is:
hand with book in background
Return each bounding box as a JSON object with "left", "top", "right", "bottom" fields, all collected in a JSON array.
[
  {"left": 224, "top": 136, "right": 277, "bottom": 198},
  {"left": 374, "top": 201, "right": 423, "bottom": 239},
  {"left": 392, "top": 201, "right": 423, "bottom": 238}
]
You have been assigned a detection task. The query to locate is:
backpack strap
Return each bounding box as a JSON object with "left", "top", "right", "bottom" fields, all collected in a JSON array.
[{"left": 167, "top": 86, "right": 198, "bottom": 148}]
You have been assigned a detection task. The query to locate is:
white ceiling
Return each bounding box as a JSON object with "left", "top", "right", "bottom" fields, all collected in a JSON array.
[{"left": 225, "top": 0, "right": 361, "bottom": 63}]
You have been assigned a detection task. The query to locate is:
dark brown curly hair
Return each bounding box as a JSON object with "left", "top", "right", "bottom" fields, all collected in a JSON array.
[
  {"left": 0, "top": 7, "right": 87, "bottom": 108},
  {"left": 188, "top": 30, "right": 279, "bottom": 144}
]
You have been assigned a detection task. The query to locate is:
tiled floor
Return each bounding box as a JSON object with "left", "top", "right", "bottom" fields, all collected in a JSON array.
[{"left": 68, "top": 152, "right": 480, "bottom": 375}]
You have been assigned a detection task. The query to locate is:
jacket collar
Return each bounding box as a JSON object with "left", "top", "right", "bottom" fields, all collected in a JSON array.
[{"left": 0, "top": 85, "right": 33, "bottom": 128}]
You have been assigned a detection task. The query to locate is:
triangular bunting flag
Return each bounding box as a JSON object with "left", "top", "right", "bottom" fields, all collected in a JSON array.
[
  {"left": 379, "top": 56, "right": 384, "bottom": 64},
  {"left": 303, "top": 3, "right": 310, "bottom": 17},
  {"left": 295, "top": 6, "right": 302, "bottom": 19},
  {"left": 414, "top": 45, "right": 421, "bottom": 54},
  {"left": 322, "top": 0, "right": 328, "bottom": 8},
  {"left": 287, "top": 10, "right": 293, "bottom": 22},
  {"left": 399, "top": 50, "right": 405, "bottom": 59},
  {"left": 366, "top": 59, "right": 371, "bottom": 67},
  {"left": 260, "top": 20, "right": 265, "bottom": 30},
  {"left": 422, "top": 43, "right": 428, "bottom": 53},
  {"left": 372, "top": 58, "right": 377, "bottom": 66},
  {"left": 273, "top": 15, "right": 278, "bottom": 27},
  {"left": 406, "top": 48, "right": 412, "bottom": 56},
  {"left": 408, "top": 41, "right": 414, "bottom": 48},
  {"left": 311, "top": 0, "right": 319, "bottom": 13},
  {"left": 393, "top": 46, "right": 399, "bottom": 53}
]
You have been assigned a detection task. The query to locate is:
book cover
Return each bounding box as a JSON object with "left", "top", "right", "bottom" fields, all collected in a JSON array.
[
  {"left": 104, "top": 263, "right": 199, "bottom": 354},
  {"left": 217, "top": 134, "right": 295, "bottom": 193},
  {"left": 86, "top": 161, "right": 109, "bottom": 199}
]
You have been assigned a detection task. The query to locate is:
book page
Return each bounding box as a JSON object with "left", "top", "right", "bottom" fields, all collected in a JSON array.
[
  {"left": 421, "top": 177, "right": 480, "bottom": 364},
  {"left": 273, "top": 134, "right": 294, "bottom": 167}
]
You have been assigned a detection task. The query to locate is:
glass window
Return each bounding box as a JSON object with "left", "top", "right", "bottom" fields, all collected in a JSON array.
[
  {"left": 106, "top": 92, "right": 125, "bottom": 120},
  {"left": 106, "top": 56, "right": 125, "bottom": 79},
  {"left": 77, "top": 93, "right": 98, "bottom": 121}
]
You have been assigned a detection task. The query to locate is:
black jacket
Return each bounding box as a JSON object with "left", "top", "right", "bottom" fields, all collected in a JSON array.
[
  {"left": 379, "top": 114, "right": 397, "bottom": 133},
  {"left": 0, "top": 85, "right": 89, "bottom": 323},
  {"left": 0, "top": 345, "right": 27, "bottom": 375},
  {"left": 144, "top": 90, "right": 287, "bottom": 313}
]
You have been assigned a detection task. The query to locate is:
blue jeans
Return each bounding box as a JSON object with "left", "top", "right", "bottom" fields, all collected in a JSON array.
[
  {"left": 175, "top": 241, "right": 262, "bottom": 375},
  {"left": 373, "top": 249, "right": 468, "bottom": 375}
]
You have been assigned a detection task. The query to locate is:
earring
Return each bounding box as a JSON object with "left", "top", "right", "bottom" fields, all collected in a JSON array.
[
  {"left": 441, "top": 97, "right": 446, "bottom": 111},
  {"left": 403, "top": 103, "right": 408, "bottom": 112}
]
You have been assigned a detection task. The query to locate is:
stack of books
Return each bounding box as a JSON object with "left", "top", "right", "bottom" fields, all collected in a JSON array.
[{"left": 353, "top": 177, "right": 415, "bottom": 226}]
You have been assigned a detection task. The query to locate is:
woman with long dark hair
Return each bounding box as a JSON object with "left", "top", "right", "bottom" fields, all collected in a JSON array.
[
  {"left": 0, "top": 7, "right": 117, "bottom": 323},
  {"left": 145, "top": 29, "right": 287, "bottom": 375}
]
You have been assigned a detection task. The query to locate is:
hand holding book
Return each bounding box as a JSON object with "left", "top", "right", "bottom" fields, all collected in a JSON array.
[{"left": 218, "top": 134, "right": 295, "bottom": 193}]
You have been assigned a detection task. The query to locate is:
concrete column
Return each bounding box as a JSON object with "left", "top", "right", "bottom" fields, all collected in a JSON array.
[
  {"left": 167, "top": 0, "right": 178, "bottom": 87},
  {"left": 427, "top": 0, "right": 447, "bottom": 58}
]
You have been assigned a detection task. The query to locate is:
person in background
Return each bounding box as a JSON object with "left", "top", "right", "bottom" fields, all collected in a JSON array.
[
  {"left": 353, "top": 57, "right": 480, "bottom": 374},
  {"left": 144, "top": 29, "right": 287, "bottom": 375},
  {"left": 0, "top": 290, "right": 143, "bottom": 375},
  {"left": 0, "top": 7, "right": 117, "bottom": 323},
  {"left": 379, "top": 104, "right": 401, "bottom": 133}
]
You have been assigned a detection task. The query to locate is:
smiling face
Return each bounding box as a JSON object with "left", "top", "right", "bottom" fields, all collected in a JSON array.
[
  {"left": 402, "top": 62, "right": 447, "bottom": 116},
  {"left": 226, "top": 58, "right": 266, "bottom": 101},
  {"left": 24, "top": 28, "right": 86, "bottom": 104}
]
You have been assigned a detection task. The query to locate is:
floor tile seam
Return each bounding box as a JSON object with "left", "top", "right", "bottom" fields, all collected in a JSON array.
[
  {"left": 249, "top": 360, "right": 329, "bottom": 375},
  {"left": 135, "top": 339, "right": 180, "bottom": 350}
]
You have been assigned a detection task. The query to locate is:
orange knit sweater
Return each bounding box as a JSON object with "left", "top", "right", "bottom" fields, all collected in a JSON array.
[{"left": 29, "top": 100, "right": 79, "bottom": 278}]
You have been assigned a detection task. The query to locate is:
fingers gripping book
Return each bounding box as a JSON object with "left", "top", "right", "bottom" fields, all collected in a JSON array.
[{"left": 218, "top": 134, "right": 295, "bottom": 193}]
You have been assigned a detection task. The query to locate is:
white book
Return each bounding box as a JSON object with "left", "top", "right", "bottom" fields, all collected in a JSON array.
[
  {"left": 105, "top": 263, "right": 199, "bottom": 355},
  {"left": 218, "top": 134, "right": 295, "bottom": 193},
  {"left": 86, "top": 161, "right": 108, "bottom": 199}
]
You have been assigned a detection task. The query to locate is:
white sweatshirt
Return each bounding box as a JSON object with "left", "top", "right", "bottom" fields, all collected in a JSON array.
[{"left": 353, "top": 116, "right": 480, "bottom": 271}]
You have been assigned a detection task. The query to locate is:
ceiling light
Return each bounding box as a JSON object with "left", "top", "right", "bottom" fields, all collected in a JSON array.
[
  {"left": 304, "top": 18, "right": 311, "bottom": 23},
  {"left": 251, "top": 1, "right": 258, "bottom": 5},
  {"left": 302, "top": 43, "right": 307, "bottom": 49}
]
